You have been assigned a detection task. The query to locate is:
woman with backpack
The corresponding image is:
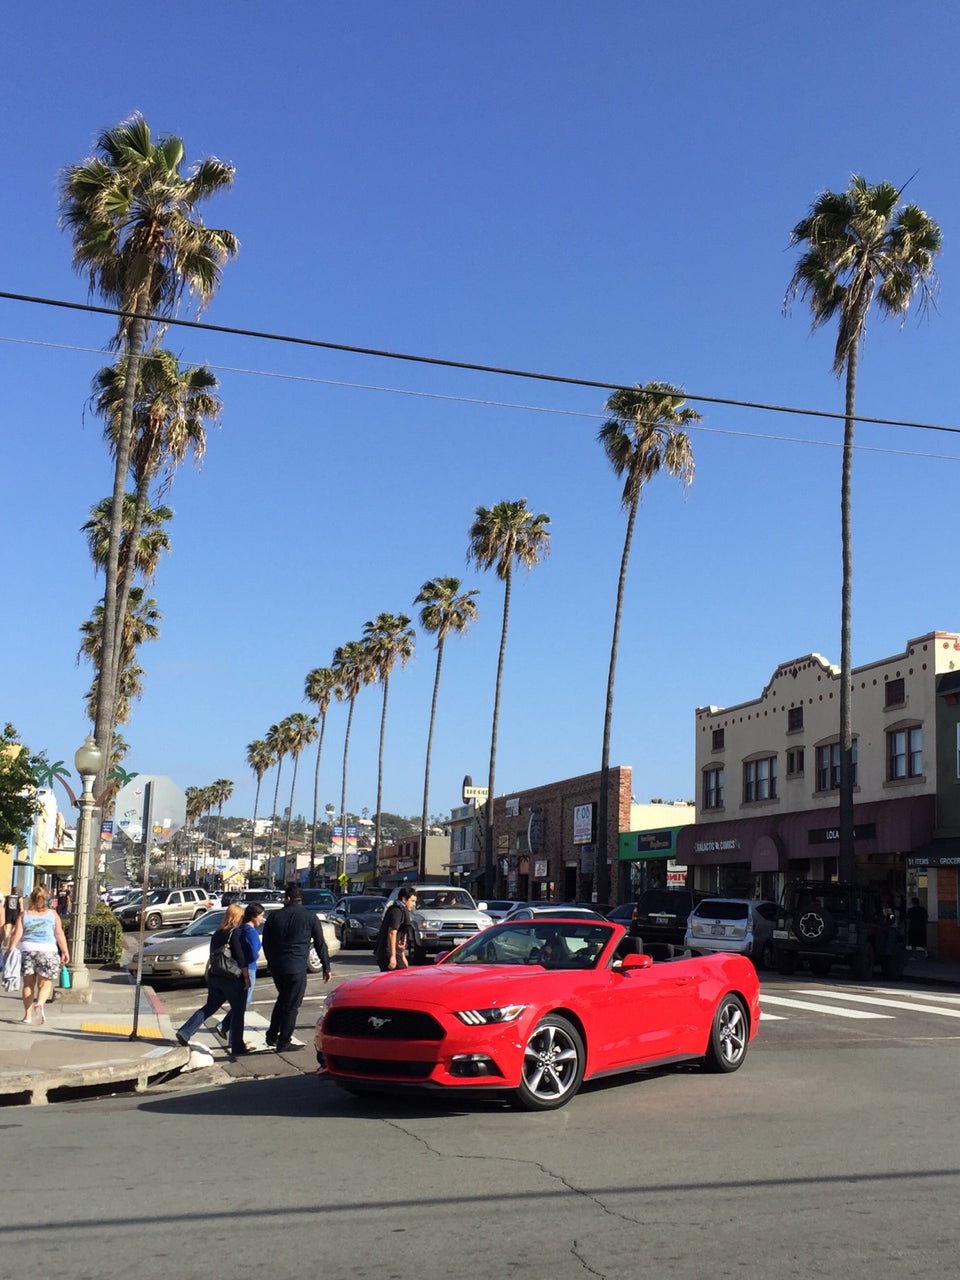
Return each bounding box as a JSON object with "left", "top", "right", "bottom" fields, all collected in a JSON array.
[{"left": 175, "top": 903, "right": 254, "bottom": 1060}]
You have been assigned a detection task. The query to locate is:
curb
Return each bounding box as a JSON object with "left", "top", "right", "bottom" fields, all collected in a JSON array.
[{"left": 0, "top": 1042, "right": 190, "bottom": 1107}]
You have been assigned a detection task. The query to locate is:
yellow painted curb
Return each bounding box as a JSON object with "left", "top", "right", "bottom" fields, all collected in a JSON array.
[{"left": 79, "top": 1024, "right": 163, "bottom": 1038}]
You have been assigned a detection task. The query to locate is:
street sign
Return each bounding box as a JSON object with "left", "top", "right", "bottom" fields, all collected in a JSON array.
[{"left": 463, "top": 785, "right": 489, "bottom": 800}]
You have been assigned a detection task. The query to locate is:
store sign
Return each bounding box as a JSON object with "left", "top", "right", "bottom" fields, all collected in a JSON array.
[
  {"left": 693, "top": 838, "right": 741, "bottom": 853},
  {"left": 534, "top": 859, "right": 548, "bottom": 878},
  {"left": 573, "top": 803, "right": 594, "bottom": 846},
  {"left": 527, "top": 808, "right": 543, "bottom": 852},
  {"left": 505, "top": 797, "right": 520, "bottom": 817},
  {"left": 637, "top": 829, "right": 672, "bottom": 853},
  {"left": 808, "top": 824, "right": 876, "bottom": 845}
]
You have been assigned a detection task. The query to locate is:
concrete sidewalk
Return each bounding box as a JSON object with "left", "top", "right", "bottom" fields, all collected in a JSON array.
[{"left": 1, "top": 950, "right": 957, "bottom": 1107}]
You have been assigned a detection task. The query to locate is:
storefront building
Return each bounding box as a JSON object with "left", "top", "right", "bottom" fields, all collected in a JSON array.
[
  {"left": 677, "top": 632, "right": 960, "bottom": 959},
  {"left": 618, "top": 804, "right": 696, "bottom": 897}
]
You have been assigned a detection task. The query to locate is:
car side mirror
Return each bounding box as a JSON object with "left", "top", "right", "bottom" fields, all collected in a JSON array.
[
  {"left": 477, "top": 902, "right": 488, "bottom": 911},
  {"left": 619, "top": 953, "right": 653, "bottom": 971}
]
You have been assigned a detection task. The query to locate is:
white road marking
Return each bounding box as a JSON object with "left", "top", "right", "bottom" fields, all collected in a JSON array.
[
  {"left": 759, "top": 994, "right": 891, "bottom": 1019},
  {"left": 872, "top": 987, "right": 960, "bottom": 1005},
  {"left": 792, "top": 990, "right": 960, "bottom": 1018}
]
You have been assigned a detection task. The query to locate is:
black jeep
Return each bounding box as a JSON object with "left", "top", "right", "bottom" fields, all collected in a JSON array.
[
  {"left": 772, "top": 880, "right": 906, "bottom": 980},
  {"left": 629, "top": 887, "right": 708, "bottom": 957}
]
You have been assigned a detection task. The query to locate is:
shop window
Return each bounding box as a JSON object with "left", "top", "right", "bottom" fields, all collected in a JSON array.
[
  {"left": 743, "top": 755, "right": 778, "bottom": 802},
  {"left": 888, "top": 725, "right": 922, "bottom": 780},
  {"left": 884, "top": 678, "right": 905, "bottom": 709},
  {"left": 815, "top": 739, "right": 858, "bottom": 792},
  {"left": 703, "top": 766, "right": 724, "bottom": 810}
]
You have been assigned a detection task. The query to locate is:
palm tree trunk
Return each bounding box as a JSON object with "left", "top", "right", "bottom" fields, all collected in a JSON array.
[
  {"left": 284, "top": 756, "right": 300, "bottom": 857},
  {"left": 310, "top": 718, "right": 326, "bottom": 884},
  {"left": 838, "top": 345, "right": 858, "bottom": 882},
  {"left": 250, "top": 779, "right": 262, "bottom": 880},
  {"left": 596, "top": 500, "right": 638, "bottom": 907},
  {"left": 420, "top": 641, "right": 446, "bottom": 879},
  {"left": 374, "top": 679, "right": 390, "bottom": 877},
  {"left": 484, "top": 571, "right": 512, "bottom": 897},
  {"left": 339, "top": 700, "right": 356, "bottom": 887},
  {"left": 267, "top": 760, "right": 284, "bottom": 872}
]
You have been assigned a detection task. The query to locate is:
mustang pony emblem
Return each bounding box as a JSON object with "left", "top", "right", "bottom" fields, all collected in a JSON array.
[{"left": 368, "top": 1016, "right": 391, "bottom": 1029}]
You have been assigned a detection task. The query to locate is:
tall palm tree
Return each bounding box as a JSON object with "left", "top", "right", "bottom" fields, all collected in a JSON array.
[
  {"left": 304, "top": 666, "right": 337, "bottom": 883},
  {"left": 363, "top": 613, "right": 416, "bottom": 873},
  {"left": 59, "top": 113, "right": 237, "bottom": 796},
  {"left": 467, "top": 499, "right": 551, "bottom": 895},
  {"left": 184, "top": 785, "right": 205, "bottom": 880},
  {"left": 211, "top": 778, "right": 234, "bottom": 862},
  {"left": 596, "top": 383, "right": 698, "bottom": 905},
  {"left": 78, "top": 586, "right": 161, "bottom": 726},
  {"left": 264, "top": 720, "right": 295, "bottom": 870},
  {"left": 414, "top": 577, "right": 480, "bottom": 878},
  {"left": 786, "top": 175, "right": 941, "bottom": 880},
  {"left": 246, "top": 739, "right": 274, "bottom": 879},
  {"left": 331, "top": 640, "right": 375, "bottom": 885},
  {"left": 282, "top": 712, "right": 318, "bottom": 857}
]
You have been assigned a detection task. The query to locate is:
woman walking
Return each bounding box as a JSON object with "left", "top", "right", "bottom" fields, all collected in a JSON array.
[
  {"left": 216, "top": 901, "right": 264, "bottom": 1046},
  {"left": 7, "top": 885, "right": 69, "bottom": 1024},
  {"left": 175, "top": 903, "right": 253, "bottom": 1059}
]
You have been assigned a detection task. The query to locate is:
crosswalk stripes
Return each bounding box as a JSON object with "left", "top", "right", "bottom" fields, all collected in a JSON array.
[
  {"left": 189, "top": 1009, "right": 305, "bottom": 1056},
  {"left": 759, "top": 985, "right": 960, "bottom": 1026}
]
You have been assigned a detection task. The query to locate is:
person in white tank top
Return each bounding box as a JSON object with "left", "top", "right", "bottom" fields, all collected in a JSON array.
[{"left": 7, "top": 885, "right": 69, "bottom": 1025}]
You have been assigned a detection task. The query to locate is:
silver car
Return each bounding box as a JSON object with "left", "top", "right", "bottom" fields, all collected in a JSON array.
[{"left": 684, "top": 898, "right": 778, "bottom": 968}]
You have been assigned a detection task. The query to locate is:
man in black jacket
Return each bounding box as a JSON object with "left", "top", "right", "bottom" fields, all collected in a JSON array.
[{"left": 261, "top": 884, "right": 331, "bottom": 1052}]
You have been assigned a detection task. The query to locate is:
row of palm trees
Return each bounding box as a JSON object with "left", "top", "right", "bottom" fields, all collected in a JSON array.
[
  {"left": 55, "top": 111, "right": 941, "bottom": 899},
  {"left": 184, "top": 779, "right": 234, "bottom": 879}
]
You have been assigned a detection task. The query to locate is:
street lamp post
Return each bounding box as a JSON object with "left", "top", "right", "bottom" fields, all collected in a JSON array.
[{"left": 70, "top": 734, "right": 104, "bottom": 993}]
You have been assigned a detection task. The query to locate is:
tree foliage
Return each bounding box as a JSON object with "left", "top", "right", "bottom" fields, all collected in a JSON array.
[{"left": 0, "top": 725, "right": 42, "bottom": 849}]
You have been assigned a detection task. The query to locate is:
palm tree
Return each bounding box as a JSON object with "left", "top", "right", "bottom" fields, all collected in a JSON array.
[
  {"left": 59, "top": 113, "right": 237, "bottom": 796},
  {"left": 184, "top": 785, "right": 205, "bottom": 880},
  {"left": 786, "top": 175, "right": 941, "bottom": 880},
  {"left": 414, "top": 577, "right": 480, "bottom": 877},
  {"left": 304, "top": 666, "right": 337, "bottom": 883},
  {"left": 363, "top": 613, "right": 416, "bottom": 873},
  {"left": 282, "top": 712, "right": 318, "bottom": 857},
  {"left": 246, "top": 739, "right": 274, "bottom": 879},
  {"left": 596, "top": 383, "right": 698, "bottom": 905},
  {"left": 211, "top": 778, "right": 234, "bottom": 862},
  {"left": 467, "top": 499, "right": 551, "bottom": 895},
  {"left": 82, "top": 495, "right": 173, "bottom": 583},
  {"left": 331, "top": 640, "right": 375, "bottom": 885},
  {"left": 78, "top": 586, "right": 161, "bottom": 726},
  {"left": 264, "top": 720, "right": 295, "bottom": 870}
]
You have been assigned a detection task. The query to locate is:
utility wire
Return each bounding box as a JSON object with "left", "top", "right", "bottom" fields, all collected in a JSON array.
[{"left": 1, "top": 287, "right": 957, "bottom": 436}]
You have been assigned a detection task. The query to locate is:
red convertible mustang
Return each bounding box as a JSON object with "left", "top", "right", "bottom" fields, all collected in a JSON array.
[{"left": 316, "top": 918, "right": 760, "bottom": 1110}]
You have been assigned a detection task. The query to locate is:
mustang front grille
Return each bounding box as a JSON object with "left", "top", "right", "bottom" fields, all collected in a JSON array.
[
  {"left": 325, "top": 1007, "right": 444, "bottom": 1041},
  {"left": 328, "top": 1056, "right": 434, "bottom": 1079}
]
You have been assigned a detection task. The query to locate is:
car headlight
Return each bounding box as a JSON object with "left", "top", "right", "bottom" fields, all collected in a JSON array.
[
  {"left": 454, "top": 1004, "right": 528, "bottom": 1026},
  {"left": 347, "top": 917, "right": 363, "bottom": 928},
  {"left": 421, "top": 918, "right": 444, "bottom": 930}
]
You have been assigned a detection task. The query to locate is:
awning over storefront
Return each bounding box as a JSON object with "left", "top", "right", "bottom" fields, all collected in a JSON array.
[
  {"left": 383, "top": 870, "right": 419, "bottom": 884},
  {"left": 909, "top": 835, "right": 960, "bottom": 867}
]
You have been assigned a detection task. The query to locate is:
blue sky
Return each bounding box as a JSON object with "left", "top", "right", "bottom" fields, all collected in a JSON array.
[{"left": 3, "top": 1, "right": 958, "bottom": 827}]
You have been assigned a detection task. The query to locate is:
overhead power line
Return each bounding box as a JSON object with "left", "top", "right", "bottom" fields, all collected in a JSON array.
[{"left": 1, "top": 288, "right": 957, "bottom": 436}]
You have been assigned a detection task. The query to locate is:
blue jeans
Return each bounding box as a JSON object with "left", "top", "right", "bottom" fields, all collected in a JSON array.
[
  {"left": 221, "top": 967, "right": 256, "bottom": 1035},
  {"left": 177, "top": 977, "right": 247, "bottom": 1054}
]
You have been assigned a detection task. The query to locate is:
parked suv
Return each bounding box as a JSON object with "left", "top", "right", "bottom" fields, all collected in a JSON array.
[
  {"left": 684, "top": 898, "right": 778, "bottom": 968},
  {"left": 115, "top": 887, "right": 214, "bottom": 931},
  {"left": 629, "top": 887, "right": 708, "bottom": 956},
  {"left": 385, "top": 884, "right": 493, "bottom": 963},
  {"left": 772, "top": 880, "right": 906, "bottom": 980}
]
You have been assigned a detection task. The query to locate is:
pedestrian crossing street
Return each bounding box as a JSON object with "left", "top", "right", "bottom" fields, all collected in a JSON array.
[
  {"left": 186, "top": 1008, "right": 306, "bottom": 1059},
  {"left": 760, "top": 985, "right": 960, "bottom": 1024}
]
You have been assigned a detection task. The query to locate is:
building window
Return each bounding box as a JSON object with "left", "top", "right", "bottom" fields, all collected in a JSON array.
[
  {"left": 888, "top": 726, "right": 922, "bottom": 780},
  {"left": 703, "top": 766, "right": 724, "bottom": 810},
  {"left": 787, "top": 747, "right": 804, "bottom": 776},
  {"left": 787, "top": 705, "right": 803, "bottom": 731},
  {"left": 712, "top": 728, "right": 725, "bottom": 751},
  {"left": 885, "top": 678, "right": 905, "bottom": 709},
  {"left": 743, "top": 756, "right": 778, "bottom": 802},
  {"left": 815, "top": 740, "right": 858, "bottom": 792}
]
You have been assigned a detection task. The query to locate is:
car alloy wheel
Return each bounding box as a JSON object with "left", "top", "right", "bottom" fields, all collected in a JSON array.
[
  {"left": 702, "top": 994, "right": 749, "bottom": 1073},
  {"left": 145, "top": 913, "right": 162, "bottom": 930},
  {"left": 515, "top": 1014, "right": 585, "bottom": 1111}
]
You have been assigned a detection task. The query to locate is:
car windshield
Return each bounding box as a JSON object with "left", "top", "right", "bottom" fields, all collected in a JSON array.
[
  {"left": 695, "top": 901, "right": 749, "bottom": 922},
  {"left": 447, "top": 921, "right": 613, "bottom": 969},
  {"left": 416, "top": 889, "right": 476, "bottom": 910},
  {"left": 301, "top": 890, "right": 335, "bottom": 906},
  {"left": 485, "top": 900, "right": 518, "bottom": 912},
  {"left": 178, "top": 910, "right": 225, "bottom": 936}
]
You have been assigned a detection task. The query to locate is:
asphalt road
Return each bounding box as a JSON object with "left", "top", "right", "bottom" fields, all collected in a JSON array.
[{"left": 2, "top": 975, "right": 958, "bottom": 1280}]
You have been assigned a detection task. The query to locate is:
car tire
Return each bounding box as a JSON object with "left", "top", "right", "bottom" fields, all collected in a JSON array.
[
  {"left": 193, "top": 909, "right": 206, "bottom": 920},
  {"left": 514, "top": 1015, "right": 585, "bottom": 1111},
  {"left": 880, "top": 945, "right": 906, "bottom": 980},
  {"left": 144, "top": 912, "right": 162, "bottom": 930},
  {"left": 794, "top": 907, "right": 835, "bottom": 945},
  {"left": 702, "top": 994, "right": 749, "bottom": 1074},
  {"left": 757, "top": 940, "right": 775, "bottom": 970},
  {"left": 307, "top": 945, "right": 323, "bottom": 974}
]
